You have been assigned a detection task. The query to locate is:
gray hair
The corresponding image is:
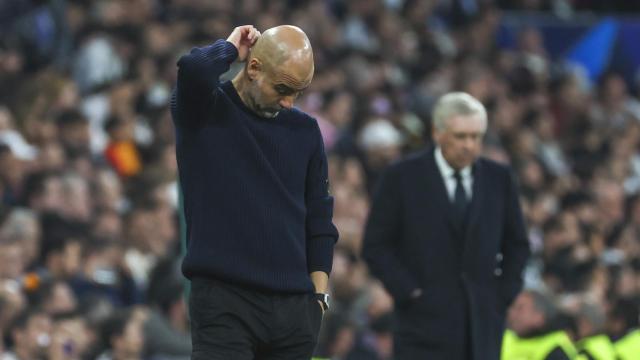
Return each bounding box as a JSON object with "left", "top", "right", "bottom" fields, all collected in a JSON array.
[
  {"left": 432, "top": 92, "right": 487, "bottom": 131},
  {"left": 61, "top": 172, "right": 88, "bottom": 192},
  {"left": 0, "top": 208, "right": 38, "bottom": 240}
]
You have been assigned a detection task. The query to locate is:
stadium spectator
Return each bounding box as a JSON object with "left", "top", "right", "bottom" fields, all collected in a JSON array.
[{"left": 503, "top": 289, "right": 577, "bottom": 359}]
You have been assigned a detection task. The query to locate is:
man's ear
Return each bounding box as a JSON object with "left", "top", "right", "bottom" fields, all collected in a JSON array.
[
  {"left": 246, "top": 58, "right": 262, "bottom": 81},
  {"left": 432, "top": 125, "right": 441, "bottom": 144}
]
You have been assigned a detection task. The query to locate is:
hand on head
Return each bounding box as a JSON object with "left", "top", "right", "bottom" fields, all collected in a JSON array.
[{"left": 227, "top": 25, "right": 261, "bottom": 62}]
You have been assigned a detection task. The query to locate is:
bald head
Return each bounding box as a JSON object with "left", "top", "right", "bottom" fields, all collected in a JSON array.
[
  {"left": 233, "top": 25, "right": 315, "bottom": 117},
  {"left": 249, "top": 25, "right": 314, "bottom": 89}
]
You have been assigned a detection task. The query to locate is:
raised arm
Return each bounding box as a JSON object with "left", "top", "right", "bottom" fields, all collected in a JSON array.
[{"left": 172, "top": 26, "right": 260, "bottom": 127}]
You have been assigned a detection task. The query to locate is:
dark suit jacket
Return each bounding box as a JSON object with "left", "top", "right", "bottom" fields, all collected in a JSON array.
[{"left": 362, "top": 148, "right": 531, "bottom": 360}]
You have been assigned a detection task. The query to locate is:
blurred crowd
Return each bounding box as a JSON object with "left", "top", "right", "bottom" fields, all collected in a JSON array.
[{"left": 1, "top": 0, "right": 640, "bottom": 359}]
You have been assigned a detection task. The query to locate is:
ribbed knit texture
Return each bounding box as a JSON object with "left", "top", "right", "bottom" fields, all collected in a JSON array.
[{"left": 171, "top": 40, "right": 338, "bottom": 293}]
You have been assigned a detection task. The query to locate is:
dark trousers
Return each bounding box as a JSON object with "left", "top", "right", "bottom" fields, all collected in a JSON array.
[
  {"left": 189, "top": 277, "right": 323, "bottom": 360},
  {"left": 394, "top": 292, "right": 473, "bottom": 360},
  {"left": 394, "top": 324, "right": 473, "bottom": 360}
]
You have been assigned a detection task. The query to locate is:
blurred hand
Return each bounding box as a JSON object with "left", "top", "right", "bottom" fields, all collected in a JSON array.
[{"left": 226, "top": 25, "right": 261, "bottom": 62}]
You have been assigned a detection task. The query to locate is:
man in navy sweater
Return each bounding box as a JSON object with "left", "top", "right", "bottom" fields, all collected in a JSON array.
[{"left": 171, "top": 25, "right": 338, "bottom": 359}]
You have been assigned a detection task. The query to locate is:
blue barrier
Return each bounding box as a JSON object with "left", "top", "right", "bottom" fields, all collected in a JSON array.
[{"left": 498, "top": 13, "right": 640, "bottom": 84}]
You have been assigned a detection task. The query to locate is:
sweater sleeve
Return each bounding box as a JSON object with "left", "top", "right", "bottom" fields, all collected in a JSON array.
[
  {"left": 305, "top": 123, "right": 339, "bottom": 275},
  {"left": 172, "top": 39, "right": 238, "bottom": 128}
]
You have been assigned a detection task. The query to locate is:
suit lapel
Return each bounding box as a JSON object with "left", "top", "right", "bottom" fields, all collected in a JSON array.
[
  {"left": 420, "top": 148, "right": 461, "bottom": 237},
  {"left": 462, "top": 160, "right": 485, "bottom": 257}
]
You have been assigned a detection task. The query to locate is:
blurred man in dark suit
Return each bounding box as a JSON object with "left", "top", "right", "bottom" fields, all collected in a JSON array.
[{"left": 363, "top": 92, "right": 531, "bottom": 360}]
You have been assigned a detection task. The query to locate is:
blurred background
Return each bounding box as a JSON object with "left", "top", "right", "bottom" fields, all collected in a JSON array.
[{"left": 1, "top": 0, "right": 640, "bottom": 359}]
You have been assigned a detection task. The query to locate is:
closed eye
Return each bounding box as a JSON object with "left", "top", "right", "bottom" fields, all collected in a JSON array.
[{"left": 274, "top": 84, "right": 295, "bottom": 96}]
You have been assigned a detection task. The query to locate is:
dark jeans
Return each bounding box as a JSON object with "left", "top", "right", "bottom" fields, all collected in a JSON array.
[{"left": 189, "top": 277, "right": 323, "bottom": 360}]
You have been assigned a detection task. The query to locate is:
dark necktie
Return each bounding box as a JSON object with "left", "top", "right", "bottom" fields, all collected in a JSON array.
[{"left": 453, "top": 171, "right": 468, "bottom": 216}]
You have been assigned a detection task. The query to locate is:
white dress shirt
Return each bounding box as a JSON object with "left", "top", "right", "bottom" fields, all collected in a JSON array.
[{"left": 434, "top": 147, "right": 473, "bottom": 202}]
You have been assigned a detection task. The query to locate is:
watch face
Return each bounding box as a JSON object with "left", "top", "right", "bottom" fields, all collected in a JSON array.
[{"left": 316, "top": 293, "right": 330, "bottom": 310}]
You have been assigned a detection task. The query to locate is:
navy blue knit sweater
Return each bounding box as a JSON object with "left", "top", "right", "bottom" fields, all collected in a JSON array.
[{"left": 171, "top": 39, "right": 338, "bottom": 293}]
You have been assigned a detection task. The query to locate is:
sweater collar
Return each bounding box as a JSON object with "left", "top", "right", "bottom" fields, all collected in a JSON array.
[{"left": 221, "top": 80, "right": 284, "bottom": 121}]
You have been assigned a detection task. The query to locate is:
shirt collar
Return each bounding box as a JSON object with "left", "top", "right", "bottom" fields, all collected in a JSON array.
[{"left": 435, "top": 147, "right": 472, "bottom": 179}]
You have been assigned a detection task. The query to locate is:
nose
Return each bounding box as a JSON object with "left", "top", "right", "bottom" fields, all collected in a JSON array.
[
  {"left": 463, "top": 136, "right": 479, "bottom": 152},
  {"left": 279, "top": 96, "right": 294, "bottom": 110}
]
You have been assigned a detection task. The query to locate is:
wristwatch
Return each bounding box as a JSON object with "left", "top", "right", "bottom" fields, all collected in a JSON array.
[{"left": 315, "top": 293, "right": 330, "bottom": 311}]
